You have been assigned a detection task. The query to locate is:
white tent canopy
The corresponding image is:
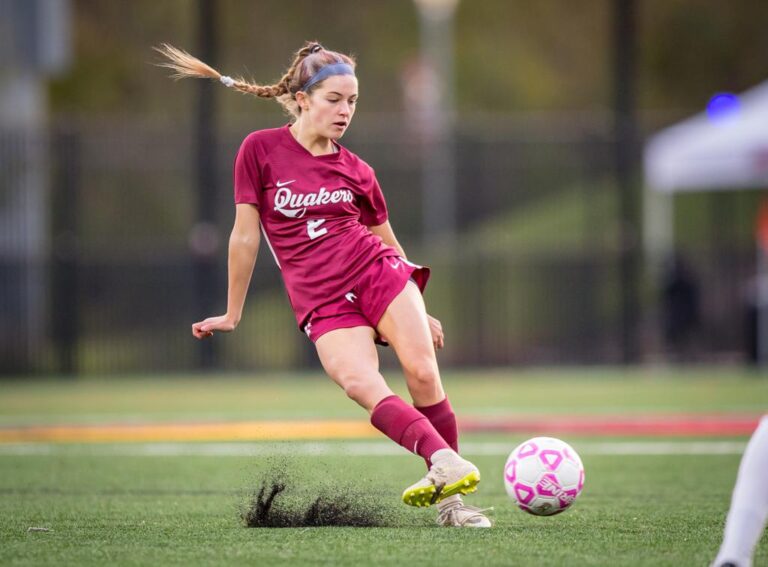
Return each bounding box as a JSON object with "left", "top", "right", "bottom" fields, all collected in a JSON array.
[
  {"left": 643, "top": 80, "right": 768, "bottom": 364},
  {"left": 645, "top": 79, "right": 768, "bottom": 193},
  {"left": 643, "top": 79, "right": 768, "bottom": 266}
]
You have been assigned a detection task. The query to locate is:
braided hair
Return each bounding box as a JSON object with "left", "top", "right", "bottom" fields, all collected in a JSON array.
[{"left": 154, "top": 41, "right": 356, "bottom": 118}]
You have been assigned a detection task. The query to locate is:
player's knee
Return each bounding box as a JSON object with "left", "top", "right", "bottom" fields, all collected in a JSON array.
[
  {"left": 404, "top": 358, "right": 440, "bottom": 390},
  {"left": 335, "top": 370, "right": 375, "bottom": 404},
  {"left": 341, "top": 379, "right": 365, "bottom": 403}
]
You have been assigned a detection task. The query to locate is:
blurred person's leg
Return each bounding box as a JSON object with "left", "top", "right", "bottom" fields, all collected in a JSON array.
[{"left": 713, "top": 416, "right": 768, "bottom": 567}]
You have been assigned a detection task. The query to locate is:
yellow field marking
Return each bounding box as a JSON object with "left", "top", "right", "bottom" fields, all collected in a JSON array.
[{"left": 0, "top": 420, "right": 379, "bottom": 443}]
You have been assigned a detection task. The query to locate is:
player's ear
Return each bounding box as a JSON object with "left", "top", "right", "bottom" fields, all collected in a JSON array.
[{"left": 295, "top": 91, "right": 310, "bottom": 112}]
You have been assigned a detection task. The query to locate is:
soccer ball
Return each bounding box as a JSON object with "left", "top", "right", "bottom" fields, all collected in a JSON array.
[{"left": 503, "top": 436, "right": 585, "bottom": 516}]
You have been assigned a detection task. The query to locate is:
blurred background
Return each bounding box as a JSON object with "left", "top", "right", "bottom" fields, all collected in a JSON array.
[{"left": 1, "top": 0, "right": 767, "bottom": 376}]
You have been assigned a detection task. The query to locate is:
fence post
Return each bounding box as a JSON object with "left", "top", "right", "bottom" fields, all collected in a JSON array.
[{"left": 50, "top": 128, "right": 80, "bottom": 376}]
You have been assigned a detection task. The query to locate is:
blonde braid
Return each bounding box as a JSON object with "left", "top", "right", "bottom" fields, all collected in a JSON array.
[
  {"left": 153, "top": 43, "right": 287, "bottom": 101},
  {"left": 154, "top": 41, "right": 331, "bottom": 117},
  {"left": 153, "top": 44, "right": 213, "bottom": 79}
]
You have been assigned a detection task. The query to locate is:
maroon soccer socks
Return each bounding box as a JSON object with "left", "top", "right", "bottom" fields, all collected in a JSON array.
[
  {"left": 370, "top": 395, "right": 450, "bottom": 462},
  {"left": 415, "top": 397, "right": 459, "bottom": 467}
]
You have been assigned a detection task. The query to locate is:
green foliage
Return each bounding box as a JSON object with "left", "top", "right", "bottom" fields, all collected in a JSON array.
[
  {"left": 461, "top": 181, "right": 617, "bottom": 256},
  {"left": 641, "top": 0, "right": 768, "bottom": 109},
  {"left": 48, "top": 0, "right": 768, "bottom": 116}
]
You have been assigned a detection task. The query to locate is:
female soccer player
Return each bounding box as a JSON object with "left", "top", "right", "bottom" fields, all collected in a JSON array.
[{"left": 156, "top": 41, "right": 490, "bottom": 528}]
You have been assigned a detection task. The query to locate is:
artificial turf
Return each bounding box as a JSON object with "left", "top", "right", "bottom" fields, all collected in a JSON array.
[
  {"left": 0, "top": 447, "right": 760, "bottom": 566},
  {"left": 0, "top": 369, "right": 765, "bottom": 566}
]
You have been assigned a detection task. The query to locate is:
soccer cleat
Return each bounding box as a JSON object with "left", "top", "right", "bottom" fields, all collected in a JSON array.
[
  {"left": 402, "top": 451, "right": 481, "bottom": 507},
  {"left": 401, "top": 476, "right": 437, "bottom": 507},
  {"left": 436, "top": 495, "right": 492, "bottom": 528}
]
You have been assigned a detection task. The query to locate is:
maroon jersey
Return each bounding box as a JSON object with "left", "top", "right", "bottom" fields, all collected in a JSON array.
[{"left": 234, "top": 125, "right": 399, "bottom": 329}]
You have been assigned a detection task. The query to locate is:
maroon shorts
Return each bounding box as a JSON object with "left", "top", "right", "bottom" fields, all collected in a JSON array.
[{"left": 303, "top": 255, "right": 430, "bottom": 343}]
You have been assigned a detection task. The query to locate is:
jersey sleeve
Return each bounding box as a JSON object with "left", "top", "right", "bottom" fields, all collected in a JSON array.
[
  {"left": 358, "top": 167, "right": 388, "bottom": 226},
  {"left": 233, "top": 135, "right": 263, "bottom": 207}
]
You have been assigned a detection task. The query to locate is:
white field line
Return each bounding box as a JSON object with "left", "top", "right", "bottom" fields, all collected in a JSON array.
[{"left": 0, "top": 440, "right": 748, "bottom": 457}]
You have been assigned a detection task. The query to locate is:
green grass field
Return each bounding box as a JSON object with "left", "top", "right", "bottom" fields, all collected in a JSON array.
[{"left": 1, "top": 368, "right": 766, "bottom": 566}]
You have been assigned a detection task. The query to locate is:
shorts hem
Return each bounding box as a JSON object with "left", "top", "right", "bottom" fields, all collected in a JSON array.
[{"left": 310, "top": 323, "right": 375, "bottom": 343}]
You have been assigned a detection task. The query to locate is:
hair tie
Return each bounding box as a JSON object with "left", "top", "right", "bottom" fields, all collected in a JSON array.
[
  {"left": 219, "top": 75, "right": 235, "bottom": 87},
  {"left": 310, "top": 44, "right": 323, "bottom": 54}
]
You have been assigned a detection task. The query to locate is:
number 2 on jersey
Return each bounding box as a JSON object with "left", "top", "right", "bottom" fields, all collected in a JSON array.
[{"left": 306, "top": 219, "right": 328, "bottom": 240}]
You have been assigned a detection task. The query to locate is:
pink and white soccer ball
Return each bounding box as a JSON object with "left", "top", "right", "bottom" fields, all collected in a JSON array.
[{"left": 504, "top": 437, "right": 585, "bottom": 516}]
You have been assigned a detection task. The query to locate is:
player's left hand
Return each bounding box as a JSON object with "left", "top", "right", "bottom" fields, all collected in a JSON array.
[{"left": 427, "top": 314, "right": 444, "bottom": 350}]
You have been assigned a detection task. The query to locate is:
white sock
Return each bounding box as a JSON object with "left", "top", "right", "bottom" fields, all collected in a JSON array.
[
  {"left": 714, "top": 416, "right": 768, "bottom": 567},
  {"left": 437, "top": 494, "right": 462, "bottom": 510},
  {"left": 429, "top": 448, "right": 457, "bottom": 464}
]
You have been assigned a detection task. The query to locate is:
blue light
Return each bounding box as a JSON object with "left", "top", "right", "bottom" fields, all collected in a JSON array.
[{"left": 706, "top": 92, "right": 740, "bottom": 122}]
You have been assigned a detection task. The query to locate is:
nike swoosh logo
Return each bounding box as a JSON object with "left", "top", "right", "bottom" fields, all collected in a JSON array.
[
  {"left": 276, "top": 179, "right": 295, "bottom": 188},
  {"left": 390, "top": 260, "right": 402, "bottom": 270}
]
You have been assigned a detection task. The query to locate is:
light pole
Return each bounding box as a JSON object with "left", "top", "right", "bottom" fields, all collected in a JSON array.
[{"left": 412, "top": 0, "right": 459, "bottom": 251}]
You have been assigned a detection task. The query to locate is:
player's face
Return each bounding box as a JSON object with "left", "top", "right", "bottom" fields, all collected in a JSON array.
[{"left": 304, "top": 75, "right": 358, "bottom": 140}]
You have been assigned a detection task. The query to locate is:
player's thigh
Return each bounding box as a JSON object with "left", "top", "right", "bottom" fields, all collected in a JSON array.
[
  {"left": 376, "top": 281, "right": 438, "bottom": 373},
  {"left": 315, "top": 326, "right": 391, "bottom": 404}
]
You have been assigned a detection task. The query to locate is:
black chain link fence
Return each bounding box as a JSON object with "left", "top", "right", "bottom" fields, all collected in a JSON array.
[{"left": 0, "top": 114, "right": 758, "bottom": 375}]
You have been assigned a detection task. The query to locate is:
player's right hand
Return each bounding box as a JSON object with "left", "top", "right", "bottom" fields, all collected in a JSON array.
[{"left": 192, "top": 315, "right": 237, "bottom": 339}]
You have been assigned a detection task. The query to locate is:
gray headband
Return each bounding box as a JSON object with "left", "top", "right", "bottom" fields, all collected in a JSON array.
[{"left": 300, "top": 62, "right": 355, "bottom": 92}]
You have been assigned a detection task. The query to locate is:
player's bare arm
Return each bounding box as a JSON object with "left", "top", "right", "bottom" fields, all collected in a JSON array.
[
  {"left": 368, "top": 221, "right": 444, "bottom": 350},
  {"left": 368, "top": 221, "right": 405, "bottom": 258},
  {"left": 192, "top": 204, "right": 261, "bottom": 339}
]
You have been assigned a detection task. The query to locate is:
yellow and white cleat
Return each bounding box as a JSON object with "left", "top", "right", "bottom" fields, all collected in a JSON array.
[{"left": 402, "top": 450, "right": 481, "bottom": 507}]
